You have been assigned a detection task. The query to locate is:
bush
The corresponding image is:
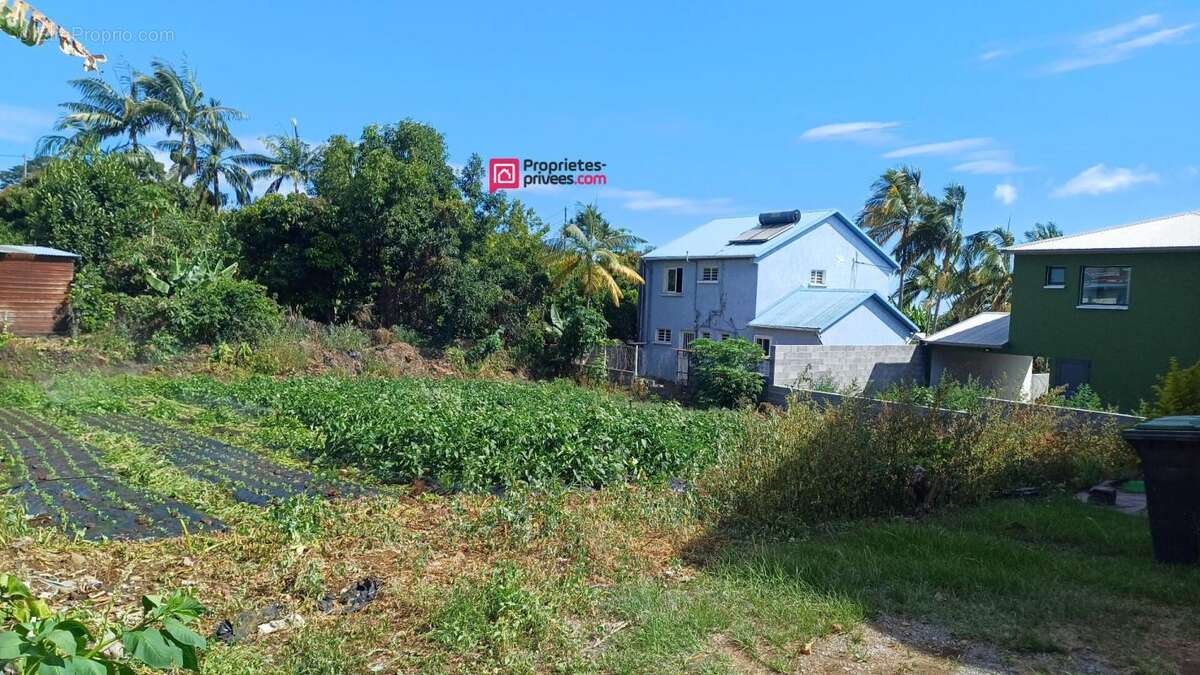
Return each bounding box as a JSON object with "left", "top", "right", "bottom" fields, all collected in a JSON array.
[
  {"left": 1036, "top": 383, "right": 1112, "bottom": 411},
  {"left": 69, "top": 265, "right": 118, "bottom": 332},
  {"left": 690, "top": 338, "right": 765, "bottom": 408},
  {"left": 1146, "top": 358, "right": 1200, "bottom": 417},
  {"left": 554, "top": 305, "right": 607, "bottom": 375},
  {"left": 169, "top": 278, "right": 282, "bottom": 346},
  {"left": 878, "top": 376, "right": 994, "bottom": 412},
  {"left": 705, "top": 396, "right": 1135, "bottom": 529},
  {"left": 467, "top": 329, "right": 504, "bottom": 365}
]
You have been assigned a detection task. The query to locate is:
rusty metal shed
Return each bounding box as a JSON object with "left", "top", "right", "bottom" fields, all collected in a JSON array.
[{"left": 0, "top": 245, "right": 79, "bottom": 336}]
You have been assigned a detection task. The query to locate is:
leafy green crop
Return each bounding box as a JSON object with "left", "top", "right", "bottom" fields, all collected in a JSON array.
[
  {"left": 0, "top": 574, "right": 207, "bottom": 674},
  {"left": 158, "top": 375, "right": 745, "bottom": 490}
]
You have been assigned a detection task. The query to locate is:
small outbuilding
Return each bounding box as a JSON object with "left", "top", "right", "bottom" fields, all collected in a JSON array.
[
  {"left": 0, "top": 245, "right": 80, "bottom": 336},
  {"left": 922, "top": 311, "right": 1048, "bottom": 402}
]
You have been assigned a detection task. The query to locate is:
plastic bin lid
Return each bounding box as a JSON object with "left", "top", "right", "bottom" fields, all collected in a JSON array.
[{"left": 1123, "top": 416, "right": 1200, "bottom": 441}]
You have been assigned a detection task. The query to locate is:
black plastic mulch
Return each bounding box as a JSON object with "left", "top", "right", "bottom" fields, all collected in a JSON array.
[
  {"left": 82, "top": 415, "right": 371, "bottom": 506},
  {"left": 0, "top": 409, "right": 225, "bottom": 541}
]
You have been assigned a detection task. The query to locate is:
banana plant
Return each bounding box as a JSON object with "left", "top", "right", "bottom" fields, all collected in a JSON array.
[{"left": 146, "top": 253, "right": 237, "bottom": 296}]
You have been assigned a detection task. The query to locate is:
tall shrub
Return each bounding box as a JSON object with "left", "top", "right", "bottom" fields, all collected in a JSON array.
[
  {"left": 1148, "top": 358, "right": 1200, "bottom": 416},
  {"left": 690, "top": 338, "right": 765, "bottom": 408}
]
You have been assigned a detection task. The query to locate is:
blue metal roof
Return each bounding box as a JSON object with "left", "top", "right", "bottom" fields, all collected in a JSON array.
[
  {"left": 0, "top": 245, "right": 79, "bottom": 258},
  {"left": 748, "top": 287, "right": 918, "bottom": 333},
  {"left": 641, "top": 209, "right": 899, "bottom": 269}
]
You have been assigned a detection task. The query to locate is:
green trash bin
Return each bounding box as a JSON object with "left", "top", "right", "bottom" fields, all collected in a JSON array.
[{"left": 1122, "top": 416, "right": 1200, "bottom": 564}]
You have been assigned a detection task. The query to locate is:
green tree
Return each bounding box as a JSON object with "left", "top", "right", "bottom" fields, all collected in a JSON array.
[
  {"left": 41, "top": 68, "right": 152, "bottom": 155},
  {"left": 193, "top": 137, "right": 259, "bottom": 210},
  {"left": 139, "top": 60, "right": 244, "bottom": 183},
  {"left": 952, "top": 227, "right": 1014, "bottom": 320},
  {"left": 231, "top": 193, "right": 351, "bottom": 321},
  {"left": 1024, "top": 221, "right": 1063, "bottom": 242},
  {"left": 244, "top": 119, "right": 323, "bottom": 195},
  {"left": 857, "top": 166, "right": 934, "bottom": 308},
  {"left": 549, "top": 204, "right": 644, "bottom": 306},
  {"left": 902, "top": 184, "right": 965, "bottom": 328},
  {"left": 0, "top": 156, "right": 51, "bottom": 189}
]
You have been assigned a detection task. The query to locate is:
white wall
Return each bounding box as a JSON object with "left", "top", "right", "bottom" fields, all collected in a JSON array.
[{"left": 929, "top": 348, "right": 1035, "bottom": 401}]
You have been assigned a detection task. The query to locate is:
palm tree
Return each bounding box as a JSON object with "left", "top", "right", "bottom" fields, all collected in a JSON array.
[
  {"left": 138, "top": 60, "right": 244, "bottom": 183},
  {"left": 48, "top": 68, "right": 151, "bottom": 151},
  {"left": 856, "top": 166, "right": 933, "bottom": 308},
  {"left": 550, "top": 204, "right": 645, "bottom": 306},
  {"left": 192, "top": 137, "right": 259, "bottom": 211},
  {"left": 952, "top": 227, "right": 1015, "bottom": 320},
  {"left": 1023, "top": 221, "right": 1063, "bottom": 242},
  {"left": 242, "top": 119, "right": 323, "bottom": 195},
  {"left": 902, "top": 188, "right": 966, "bottom": 330}
]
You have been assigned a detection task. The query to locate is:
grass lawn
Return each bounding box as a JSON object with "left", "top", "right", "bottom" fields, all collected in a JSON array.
[{"left": 601, "top": 498, "right": 1200, "bottom": 673}]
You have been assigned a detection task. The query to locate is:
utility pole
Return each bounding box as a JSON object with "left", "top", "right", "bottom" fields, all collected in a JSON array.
[{"left": 22, "top": 154, "right": 28, "bottom": 180}]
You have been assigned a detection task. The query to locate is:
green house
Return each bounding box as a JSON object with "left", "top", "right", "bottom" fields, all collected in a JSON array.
[{"left": 1006, "top": 211, "right": 1200, "bottom": 411}]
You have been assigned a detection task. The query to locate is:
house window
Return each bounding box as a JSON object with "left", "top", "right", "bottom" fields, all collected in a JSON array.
[
  {"left": 1079, "top": 266, "right": 1131, "bottom": 308},
  {"left": 720, "top": 333, "right": 732, "bottom": 341},
  {"left": 664, "top": 267, "right": 684, "bottom": 294},
  {"left": 810, "top": 269, "right": 826, "bottom": 287},
  {"left": 655, "top": 328, "right": 673, "bottom": 344},
  {"left": 700, "top": 266, "right": 719, "bottom": 283},
  {"left": 681, "top": 331, "right": 696, "bottom": 348},
  {"left": 699, "top": 330, "right": 713, "bottom": 340},
  {"left": 753, "top": 335, "right": 772, "bottom": 356},
  {"left": 1044, "top": 266, "right": 1066, "bottom": 288}
]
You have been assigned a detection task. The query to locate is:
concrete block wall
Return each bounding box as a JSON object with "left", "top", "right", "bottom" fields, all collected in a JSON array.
[{"left": 771, "top": 344, "right": 927, "bottom": 394}]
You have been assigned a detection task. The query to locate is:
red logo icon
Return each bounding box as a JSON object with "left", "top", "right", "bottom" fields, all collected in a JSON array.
[{"left": 489, "top": 158, "right": 520, "bottom": 192}]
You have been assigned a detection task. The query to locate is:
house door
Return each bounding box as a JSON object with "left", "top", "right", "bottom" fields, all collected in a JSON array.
[{"left": 1053, "top": 359, "right": 1091, "bottom": 396}]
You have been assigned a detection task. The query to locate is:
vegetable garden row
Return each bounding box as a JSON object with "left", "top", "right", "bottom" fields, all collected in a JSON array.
[
  {"left": 82, "top": 415, "right": 368, "bottom": 506},
  {"left": 0, "top": 407, "right": 370, "bottom": 540},
  {"left": 156, "top": 376, "right": 747, "bottom": 490},
  {"left": 0, "top": 408, "right": 222, "bottom": 540}
]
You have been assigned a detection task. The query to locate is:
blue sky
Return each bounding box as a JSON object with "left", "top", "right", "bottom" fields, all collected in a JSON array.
[{"left": 3, "top": 1, "right": 1199, "bottom": 248}]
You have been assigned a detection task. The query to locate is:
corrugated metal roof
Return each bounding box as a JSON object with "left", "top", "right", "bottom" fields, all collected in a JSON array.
[
  {"left": 0, "top": 245, "right": 80, "bottom": 258},
  {"left": 747, "top": 287, "right": 917, "bottom": 333},
  {"left": 922, "top": 312, "right": 1010, "bottom": 348},
  {"left": 642, "top": 209, "right": 899, "bottom": 268},
  {"left": 1007, "top": 210, "right": 1200, "bottom": 254}
]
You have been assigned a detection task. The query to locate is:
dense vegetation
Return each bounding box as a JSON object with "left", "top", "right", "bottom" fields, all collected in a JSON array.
[
  {"left": 707, "top": 392, "right": 1135, "bottom": 528},
  {"left": 858, "top": 167, "right": 1065, "bottom": 333},
  {"left": 688, "top": 337, "right": 766, "bottom": 408},
  {"left": 155, "top": 375, "right": 746, "bottom": 490},
  {"left": 0, "top": 60, "right": 644, "bottom": 375}
]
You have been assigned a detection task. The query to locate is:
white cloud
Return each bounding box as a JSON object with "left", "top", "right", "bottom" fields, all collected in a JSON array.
[
  {"left": 1046, "top": 19, "right": 1195, "bottom": 74},
  {"left": 605, "top": 188, "right": 733, "bottom": 215},
  {"left": 993, "top": 183, "right": 1018, "bottom": 205},
  {"left": 799, "top": 121, "right": 900, "bottom": 143},
  {"left": 954, "top": 150, "right": 1027, "bottom": 175},
  {"left": 0, "top": 104, "right": 55, "bottom": 143},
  {"left": 1079, "top": 14, "right": 1160, "bottom": 46},
  {"left": 1052, "top": 164, "right": 1158, "bottom": 197},
  {"left": 883, "top": 137, "right": 992, "bottom": 158},
  {"left": 979, "top": 48, "right": 1014, "bottom": 61},
  {"left": 955, "top": 159, "right": 1020, "bottom": 174}
]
